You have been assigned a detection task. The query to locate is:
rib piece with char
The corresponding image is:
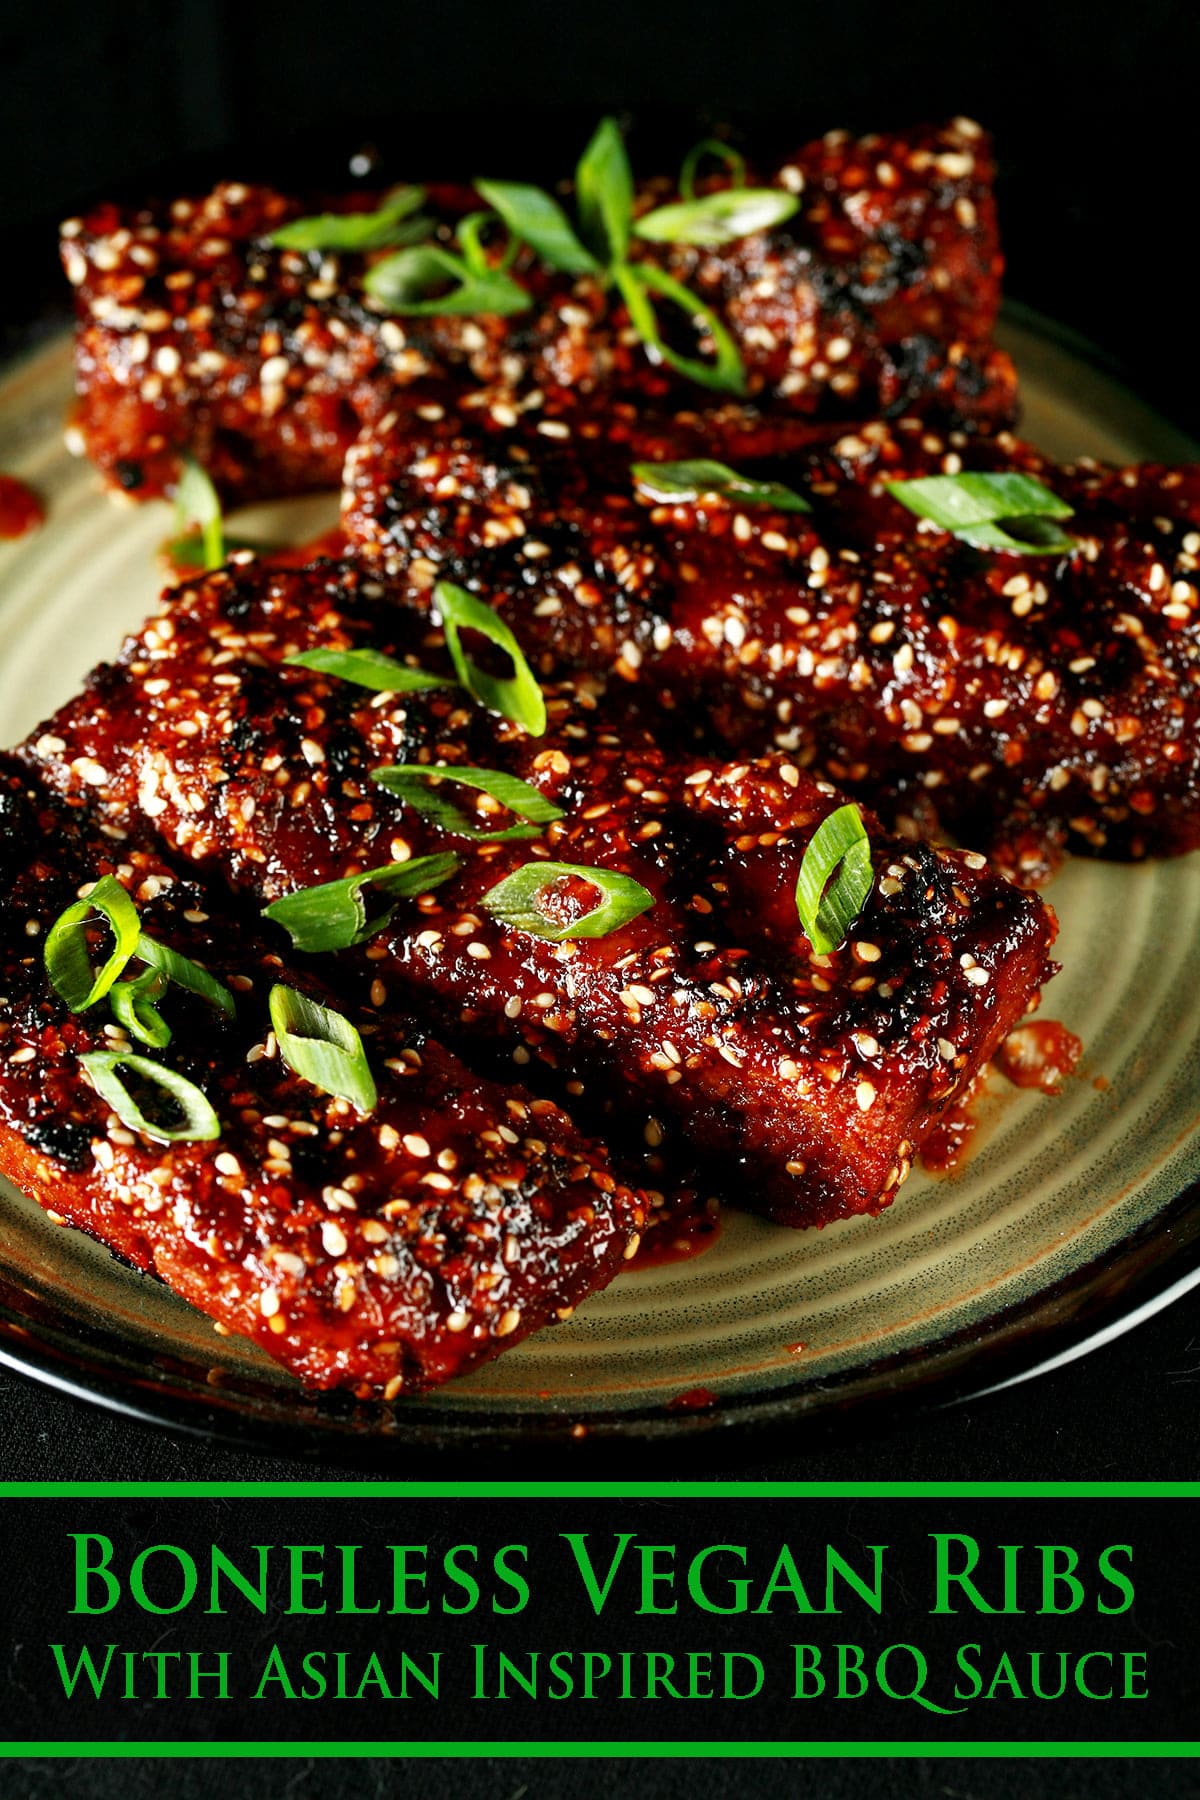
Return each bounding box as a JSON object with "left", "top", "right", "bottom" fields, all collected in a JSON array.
[
  {"left": 60, "top": 118, "right": 1013, "bottom": 503},
  {"left": 342, "top": 395, "right": 1200, "bottom": 881},
  {"left": 0, "top": 761, "right": 645, "bottom": 1394},
  {"left": 20, "top": 559, "right": 1057, "bottom": 1228}
]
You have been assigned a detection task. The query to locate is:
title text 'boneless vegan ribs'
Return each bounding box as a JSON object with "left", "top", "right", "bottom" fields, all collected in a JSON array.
[
  {"left": 0, "top": 761, "right": 646, "bottom": 1394},
  {"left": 60, "top": 117, "right": 1014, "bottom": 505},
  {"left": 341, "top": 395, "right": 1200, "bottom": 882},
  {"left": 19, "top": 559, "right": 1056, "bottom": 1233}
]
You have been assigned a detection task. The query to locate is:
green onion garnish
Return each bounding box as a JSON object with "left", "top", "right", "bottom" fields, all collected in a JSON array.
[
  {"left": 45, "top": 876, "right": 237, "bottom": 1033},
  {"left": 474, "top": 179, "right": 599, "bottom": 276},
  {"left": 173, "top": 457, "right": 224, "bottom": 572},
  {"left": 794, "top": 804, "right": 874, "bottom": 956},
  {"left": 613, "top": 263, "right": 747, "bottom": 396},
  {"left": 44, "top": 876, "right": 141, "bottom": 1013},
  {"left": 108, "top": 969, "right": 172, "bottom": 1049},
  {"left": 269, "top": 187, "right": 430, "bottom": 252},
  {"left": 372, "top": 765, "right": 564, "bottom": 841},
  {"left": 476, "top": 120, "right": 747, "bottom": 396},
  {"left": 679, "top": 139, "right": 747, "bottom": 201},
  {"left": 363, "top": 244, "right": 530, "bottom": 317},
  {"left": 951, "top": 517, "right": 1079, "bottom": 553},
  {"left": 269, "top": 986, "right": 377, "bottom": 1116},
  {"left": 135, "top": 934, "right": 237, "bottom": 1019},
  {"left": 574, "top": 115, "right": 635, "bottom": 266},
  {"left": 80, "top": 1051, "right": 221, "bottom": 1144},
  {"left": 262, "top": 855, "right": 459, "bottom": 954},
  {"left": 632, "top": 458, "right": 810, "bottom": 512},
  {"left": 434, "top": 581, "right": 547, "bottom": 736},
  {"left": 885, "top": 472, "right": 1076, "bottom": 555},
  {"left": 481, "top": 860, "right": 654, "bottom": 941},
  {"left": 285, "top": 647, "right": 454, "bottom": 693},
  {"left": 161, "top": 531, "right": 255, "bottom": 573},
  {"left": 455, "top": 210, "right": 519, "bottom": 277},
  {"left": 634, "top": 187, "right": 798, "bottom": 248}
]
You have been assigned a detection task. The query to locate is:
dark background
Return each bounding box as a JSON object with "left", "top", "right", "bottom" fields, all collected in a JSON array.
[{"left": 2, "top": 0, "right": 1199, "bottom": 1792}]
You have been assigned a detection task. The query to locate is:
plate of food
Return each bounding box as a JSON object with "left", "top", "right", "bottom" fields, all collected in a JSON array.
[{"left": 2, "top": 115, "right": 1199, "bottom": 1463}]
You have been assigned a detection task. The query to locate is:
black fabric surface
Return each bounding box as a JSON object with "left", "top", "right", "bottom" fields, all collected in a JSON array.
[{"left": 0, "top": 1757, "right": 1190, "bottom": 1799}]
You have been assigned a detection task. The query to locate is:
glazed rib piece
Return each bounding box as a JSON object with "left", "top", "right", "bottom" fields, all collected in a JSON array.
[
  {"left": 0, "top": 761, "right": 645, "bottom": 1394},
  {"left": 61, "top": 118, "right": 1013, "bottom": 504},
  {"left": 20, "top": 559, "right": 1056, "bottom": 1227},
  {"left": 343, "top": 396, "right": 1200, "bottom": 881}
]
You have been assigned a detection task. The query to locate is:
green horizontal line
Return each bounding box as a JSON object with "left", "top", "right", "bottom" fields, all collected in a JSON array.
[
  {"left": 0, "top": 1742, "right": 1196, "bottom": 1760},
  {"left": 0, "top": 1482, "right": 1197, "bottom": 1500}
]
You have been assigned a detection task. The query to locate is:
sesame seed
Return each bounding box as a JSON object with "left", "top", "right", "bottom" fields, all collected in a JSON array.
[
  {"left": 321, "top": 1221, "right": 348, "bottom": 1258},
  {"left": 71, "top": 758, "right": 109, "bottom": 787}
]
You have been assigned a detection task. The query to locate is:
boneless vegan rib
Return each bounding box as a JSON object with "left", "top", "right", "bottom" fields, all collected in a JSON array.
[
  {"left": 342, "top": 394, "right": 1200, "bottom": 881},
  {"left": 0, "top": 762, "right": 645, "bottom": 1393},
  {"left": 20, "top": 559, "right": 1056, "bottom": 1227},
  {"left": 60, "top": 118, "right": 1013, "bottom": 504}
]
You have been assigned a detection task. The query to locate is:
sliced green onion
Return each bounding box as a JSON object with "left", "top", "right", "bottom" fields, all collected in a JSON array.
[
  {"left": 481, "top": 860, "right": 653, "bottom": 941},
  {"left": 109, "top": 969, "right": 172, "bottom": 1049},
  {"left": 269, "top": 187, "right": 429, "bottom": 252},
  {"left": 951, "top": 516, "right": 1078, "bottom": 554},
  {"left": 269, "top": 985, "right": 377, "bottom": 1115},
  {"left": 44, "top": 875, "right": 141, "bottom": 1012},
  {"left": 363, "top": 244, "right": 530, "bottom": 317},
  {"left": 80, "top": 1051, "right": 221, "bottom": 1144},
  {"left": 135, "top": 934, "right": 236, "bottom": 1019},
  {"left": 632, "top": 457, "right": 810, "bottom": 513},
  {"left": 679, "top": 139, "right": 747, "bottom": 201},
  {"left": 161, "top": 531, "right": 255, "bottom": 573},
  {"left": 263, "top": 855, "right": 459, "bottom": 954},
  {"left": 885, "top": 472, "right": 1075, "bottom": 556},
  {"left": 285, "top": 646, "right": 454, "bottom": 693},
  {"left": 372, "top": 765, "right": 563, "bottom": 841},
  {"left": 634, "top": 187, "right": 798, "bottom": 248},
  {"left": 455, "top": 210, "right": 519, "bottom": 276},
  {"left": 474, "top": 179, "right": 599, "bottom": 276},
  {"left": 574, "top": 116, "right": 634, "bottom": 267},
  {"left": 434, "top": 581, "right": 547, "bottom": 736},
  {"left": 613, "top": 263, "right": 747, "bottom": 396},
  {"left": 173, "top": 458, "right": 224, "bottom": 572},
  {"left": 795, "top": 804, "right": 874, "bottom": 956}
]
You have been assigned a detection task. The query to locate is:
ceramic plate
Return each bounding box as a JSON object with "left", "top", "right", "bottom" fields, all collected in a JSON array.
[{"left": 2, "top": 310, "right": 1200, "bottom": 1465}]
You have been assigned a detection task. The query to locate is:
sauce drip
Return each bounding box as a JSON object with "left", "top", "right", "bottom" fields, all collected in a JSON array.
[
  {"left": 628, "top": 1200, "right": 721, "bottom": 1270},
  {"left": 666, "top": 1387, "right": 718, "bottom": 1413},
  {"left": 995, "top": 1020, "right": 1084, "bottom": 1095},
  {"left": 0, "top": 474, "right": 45, "bottom": 540},
  {"left": 919, "top": 1099, "right": 981, "bottom": 1172}
]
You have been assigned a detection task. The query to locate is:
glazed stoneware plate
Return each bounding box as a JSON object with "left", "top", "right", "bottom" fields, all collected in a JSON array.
[{"left": 2, "top": 310, "right": 1200, "bottom": 1465}]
